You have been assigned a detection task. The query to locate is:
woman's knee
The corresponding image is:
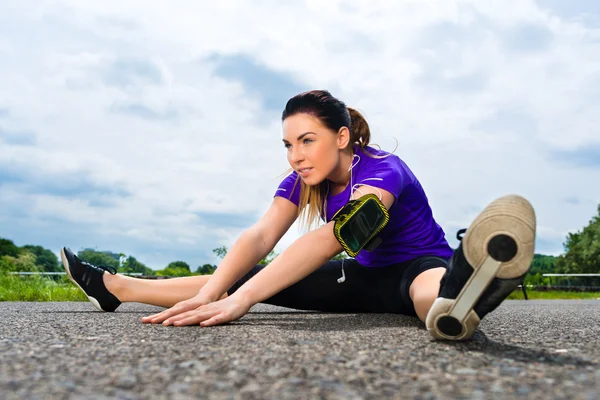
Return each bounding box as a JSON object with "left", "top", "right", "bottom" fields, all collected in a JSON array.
[{"left": 409, "top": 267, "right": 446, "bottom": 321}]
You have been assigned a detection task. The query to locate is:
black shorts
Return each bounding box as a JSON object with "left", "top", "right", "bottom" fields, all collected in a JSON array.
[{"left": 227, "top": 256, "right": 449, "bottom": 317}]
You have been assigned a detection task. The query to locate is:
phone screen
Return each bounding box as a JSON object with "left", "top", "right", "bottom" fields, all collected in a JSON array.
[{"left": 339, "top": 199, "right": 386, "bottom": 253}]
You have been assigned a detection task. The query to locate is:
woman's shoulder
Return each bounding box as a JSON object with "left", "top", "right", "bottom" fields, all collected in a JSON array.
[
  {"left": 275, "top": 170, "right": 300, "bottom": 206},
  {"left": 356, "top": 145, "right": 404, "bottom": 170}
]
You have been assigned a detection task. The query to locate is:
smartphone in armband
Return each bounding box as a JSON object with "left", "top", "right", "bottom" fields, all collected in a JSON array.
[{"left": 331, "top": 193, "right": 390, "bottom": 257}]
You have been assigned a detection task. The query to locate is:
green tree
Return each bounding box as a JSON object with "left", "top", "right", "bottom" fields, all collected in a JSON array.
[
  {"left": 120, "top": 255, "right": 155, "bottom": 276},
  {"left": 196, "top": 264, "right": 216, "bottom": 275},
  {"left": 213, "top": 246, "right": 228, "bottom": 259},
  {"left": 523, "top": 272, "right": 547, "bottom": 286},
  {"left": 555, "top": 204, "right": 600, "bottom": 286},
  {"left": 77, "top": 249, "right": 120, "bottom": 269},
  {"left": 166, "top": 261, "right": 190, "bottom": 272},
  {"left": 528, "top": 254, "right": 556, "bottom": 274},
  {"left": 0, "top": 256, "right": 18, "bottom": 273},
  {"left": 0, "top": 238, "right": 21, "bottom": 257},
  {"left": 0, "top": 252, "right": 39, "bottom": 273},
  {"left": 22, "top": 245, "right": 60, "bottom": 272},
  {"left": 156, "top": 267, "right": 193, "bottom": 277},
  {"left": 213, "top": 245, "right": 279, "bottom": 265},
  {"left": 258, "top": 250, "right": 278, "bottom": 265}
]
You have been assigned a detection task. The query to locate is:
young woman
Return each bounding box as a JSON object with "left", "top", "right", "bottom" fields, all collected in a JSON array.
[{"left": 61, "top": 90, "right": 536, "bottom": 340}]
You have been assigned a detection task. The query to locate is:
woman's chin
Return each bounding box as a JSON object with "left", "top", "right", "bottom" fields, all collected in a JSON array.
[{"left": 301, "top": 176, "right": 322, "bottom": 186}]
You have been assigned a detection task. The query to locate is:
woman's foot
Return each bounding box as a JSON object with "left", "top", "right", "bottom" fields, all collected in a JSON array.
[
  {"left": 60, "top": 247, "right": 122, "bottom": 312},
  {"left": 426, "top": 194, "right": 536, "bottom": 340}
]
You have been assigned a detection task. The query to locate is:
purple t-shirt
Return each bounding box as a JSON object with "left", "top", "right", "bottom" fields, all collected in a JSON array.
[{"left": 274, "top": 145, "right": 453, "bottom": 267}]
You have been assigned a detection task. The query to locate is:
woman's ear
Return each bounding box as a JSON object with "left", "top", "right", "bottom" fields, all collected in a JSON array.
[{"left": 337, "top": 126, "right": 350, "bottom": 149}]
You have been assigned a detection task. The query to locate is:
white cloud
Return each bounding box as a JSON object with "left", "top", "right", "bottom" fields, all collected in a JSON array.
[{"left": 1, "top": 0, "right": 599, "bottom": 268}]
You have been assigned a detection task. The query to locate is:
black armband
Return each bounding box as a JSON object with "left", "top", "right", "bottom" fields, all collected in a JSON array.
[{"left": 331, "top": 193, "right": 390, "bottom": 257}]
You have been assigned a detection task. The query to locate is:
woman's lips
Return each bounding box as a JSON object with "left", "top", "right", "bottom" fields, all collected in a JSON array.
[{"left": 298, "top": 168, "right": 312, "bottom": 177}]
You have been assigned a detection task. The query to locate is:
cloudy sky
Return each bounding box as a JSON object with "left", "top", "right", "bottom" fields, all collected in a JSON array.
[{"left": 1, "top": 0, "right": 599, "bottom": 269}]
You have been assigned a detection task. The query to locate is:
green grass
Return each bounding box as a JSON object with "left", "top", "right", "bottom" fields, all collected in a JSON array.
[
  {"left": 508, "top": 289, "right": 600, "bottom": 300},
  {"left": 0, "top": 274, "right": 87, "bottom": 301}
]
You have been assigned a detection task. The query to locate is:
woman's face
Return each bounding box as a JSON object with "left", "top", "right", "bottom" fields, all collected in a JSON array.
[{"left": 282, "top": 113, "right": 345, "bottom": 186}]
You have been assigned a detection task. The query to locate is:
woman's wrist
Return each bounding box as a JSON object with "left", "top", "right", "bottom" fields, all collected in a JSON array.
[
  {"left": 197, "top": 287, "right": 224, "bottom": 303},
  {"left": 230, "top": 287, "right": 257, "bottom": 309}
]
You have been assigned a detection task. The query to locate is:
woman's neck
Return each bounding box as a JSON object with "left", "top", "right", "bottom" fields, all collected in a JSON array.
[{"left": 326, "top": 148, "right": 355, "bottom": 194}]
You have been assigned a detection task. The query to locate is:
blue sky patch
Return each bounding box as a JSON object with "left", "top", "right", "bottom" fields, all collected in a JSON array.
[
  {"left": 110, "top": 103, "right": 178, "bottom": 121},
  {"left": 208, "top": 53, "right": 307, "bottom": 112},
  {"left": 195, "top": 210, "right": 257, "bottom": 229},
  {"left": 535, "top": 237, "right": 564, "bottom": 255},
  {"left": 552, "top": 145, "right": 600, "bottom": 168},
  {"left": 0, "top": 128, "right": 37, "bottom": 146},
  {"left": 536, "top": 0, "right": 600, "bottom": 22},
  {"left": 415, "top": 69, "right": 487, "bottom": 94},
  {"left": 103, "top": 59, "right": 163, "bottom": 88},
  {"left": 504, "top": 23, "right": 553, "bottom": 53},
  {"left": 0, "top": 163, "right": 131, "bottom": 199},
  {"left": 470, "top": 108, "right": 537, "bottom": 136}
]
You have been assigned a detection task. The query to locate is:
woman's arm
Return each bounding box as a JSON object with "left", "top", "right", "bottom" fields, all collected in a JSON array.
[
  {"left": 233, "top": 221, "right": 341, "bottom": 305},
  {"left": 142, "top": 197, "right": 298, "bottom": 325},
  {"left": 162, "top": 223, "right": 343, "bottom": 327},
  {"left": 199, "top": 196, "right": 299, "bottom": 301},
  {"left": 163, "top": 185, "right": 395, "bottom": 327},
  {"left": 232, "top": 185, "right": 396, "bottom": 306}
]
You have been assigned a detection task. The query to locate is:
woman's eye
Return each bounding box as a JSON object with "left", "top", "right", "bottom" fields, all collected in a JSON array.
[
  {"left": 303, "top": 138, "right": 313, "bottom": 144},
  {"left": 284, "top": 143, "right": 291, "bottom": 149}
]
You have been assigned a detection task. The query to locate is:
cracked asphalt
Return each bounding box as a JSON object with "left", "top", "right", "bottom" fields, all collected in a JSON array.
[{"left": 0, "top": 300, "right": 598, "bottom": 399}]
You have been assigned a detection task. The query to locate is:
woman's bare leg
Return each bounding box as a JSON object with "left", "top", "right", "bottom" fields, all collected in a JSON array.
[
  {"left": 409, "top": 267, "right": 446, "bottom": 322},
  {"left": 102, "top": 274, "right": 227, "bottom": 308}
]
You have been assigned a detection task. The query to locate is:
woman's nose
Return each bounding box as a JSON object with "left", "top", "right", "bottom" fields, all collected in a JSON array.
[{"left": 290, "top": 146, "right": 304, "bottom": 164}]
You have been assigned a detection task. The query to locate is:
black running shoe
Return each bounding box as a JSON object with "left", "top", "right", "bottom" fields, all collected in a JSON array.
[
  {"left": 60, "top": 247, "right": 121, "bottom": 312},
  {"left": 426, "top": 194, "right": 536, "bottom": 340}
]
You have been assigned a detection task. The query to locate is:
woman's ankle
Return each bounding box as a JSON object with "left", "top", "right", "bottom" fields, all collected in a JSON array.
[{"left": 103, "top": 273, "right": 127, "bottom": 302}]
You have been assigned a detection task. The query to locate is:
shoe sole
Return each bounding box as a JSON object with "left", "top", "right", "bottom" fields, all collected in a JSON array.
[
  {"left": 60, "top": 248, "right": 105, "bottom": 312},
  {"left": 426, "top": 195, "right": 536, "bottom": 340}
]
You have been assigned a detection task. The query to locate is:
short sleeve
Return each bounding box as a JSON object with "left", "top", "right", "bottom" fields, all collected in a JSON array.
[
  {"left": 353, "top": 154, "right": 405, "bottom": 201},
  {"left": 274, "top": 171, "right": 301, "bottom": 206}
]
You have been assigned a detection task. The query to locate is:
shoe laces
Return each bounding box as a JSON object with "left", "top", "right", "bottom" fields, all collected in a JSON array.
[
  {"left": 456, "top": 228, "right": 467, "bottom": 241},
  {"left": 81, "top": 260, "right": 117, "bottom": 275}
]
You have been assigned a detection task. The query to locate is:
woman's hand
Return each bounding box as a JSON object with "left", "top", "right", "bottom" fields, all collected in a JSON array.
[
  {"left": 163, "top": 294, "right": 251, "bottom": 327},
  {"left": 141, "top": 291, "right": 219, "bottom": 325}
]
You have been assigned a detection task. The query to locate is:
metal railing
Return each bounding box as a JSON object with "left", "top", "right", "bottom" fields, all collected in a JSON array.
[
  {"left": 540, "top": 273, "right": 600, "bottom": 291},
  {"left": 9, "top": 272, "right": 143, "bottom": 276},
  {"left": 542, "top": 274, "right": 600, "bottom": 277}
]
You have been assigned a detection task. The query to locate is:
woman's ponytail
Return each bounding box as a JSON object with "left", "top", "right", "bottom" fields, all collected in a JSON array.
[{"left": 347, "top": 107, "right": 370, "bottom": 149}]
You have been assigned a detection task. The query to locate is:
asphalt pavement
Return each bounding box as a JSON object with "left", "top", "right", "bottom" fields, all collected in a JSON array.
[{"left": 0, "top": 300, "right": 598, "bottom": 399}]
